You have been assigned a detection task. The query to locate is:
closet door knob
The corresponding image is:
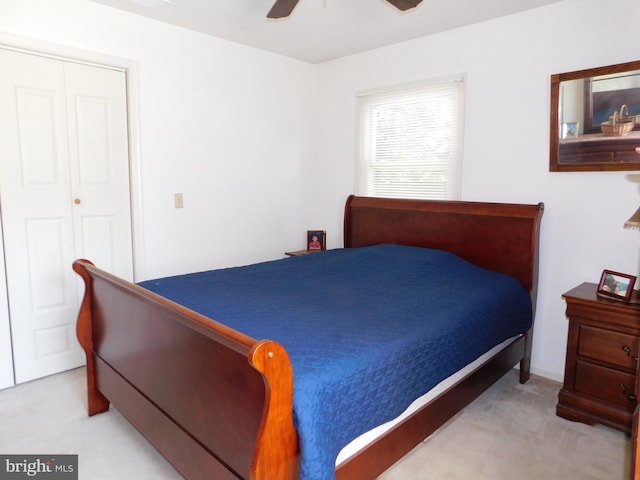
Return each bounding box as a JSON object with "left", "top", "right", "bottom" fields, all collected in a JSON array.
[{"left": 74, "top": 198, "right": 81, "bottom": 205}]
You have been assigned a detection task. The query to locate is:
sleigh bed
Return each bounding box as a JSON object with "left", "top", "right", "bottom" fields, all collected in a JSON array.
[{"left": 74, "top": 195, "right": 543, "bottom": 480}]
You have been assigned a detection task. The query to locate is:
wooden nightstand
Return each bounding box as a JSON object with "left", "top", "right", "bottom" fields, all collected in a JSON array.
[
  {"left": 557, "top": 282, "right": 640, "bottom": 433},
  {"left": 284, "top": 249, "right": 323, "bottom": 256}
]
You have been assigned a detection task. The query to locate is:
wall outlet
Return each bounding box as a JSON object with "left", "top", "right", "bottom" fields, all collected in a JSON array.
[{"left": 174, "top": 193, "right": 184, "bottom": 209}]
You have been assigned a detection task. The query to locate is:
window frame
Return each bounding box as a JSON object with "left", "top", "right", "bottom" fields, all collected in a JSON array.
[{"left": 355, "top": 74, "right": 466, "bottom": 201}]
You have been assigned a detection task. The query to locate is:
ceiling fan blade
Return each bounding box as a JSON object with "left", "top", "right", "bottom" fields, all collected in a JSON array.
[
  {"left": 386, "top": 0, "right": 423, "bottom": 11},
  {"left": 267, "top": 0, "right": 300, "bottom": 18}
]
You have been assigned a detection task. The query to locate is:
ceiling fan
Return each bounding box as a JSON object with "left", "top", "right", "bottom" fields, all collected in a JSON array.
[{"left": 267, "top": 0, "right": 423, "bottom": 19}]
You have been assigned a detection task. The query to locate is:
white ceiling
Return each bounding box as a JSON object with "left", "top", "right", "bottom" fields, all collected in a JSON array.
[{"left": 88, "top": 0, "right": 563, "bottom": 64}]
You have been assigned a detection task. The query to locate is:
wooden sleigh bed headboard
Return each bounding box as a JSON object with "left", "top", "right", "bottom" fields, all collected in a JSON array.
[
  {"left": 344, "top": 195, "right": 542, "bottom": 296},
  {"left": 74, "top": 195, "right": 543, "bottom": 480}
]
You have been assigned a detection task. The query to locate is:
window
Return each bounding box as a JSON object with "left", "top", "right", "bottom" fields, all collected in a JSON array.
[{"left": 356, "top": 75, "right": 466, "bottom": 200}]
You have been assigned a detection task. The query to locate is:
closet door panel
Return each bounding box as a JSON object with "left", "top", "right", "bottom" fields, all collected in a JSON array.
[
  {"left": 16, "top": 87, "right": 61, "bottom": 184},
  {"left": 0, "top": 49, "right": 81, "bottom": 383},
  {"left": 65, "top": 62, "right": 133, "bottom": 281},
  {"left": 26, "top": 218, "right": 70, "bottom": 309},
  {"left": 79, "top": 216, "right": 119, "bottom": 273}
]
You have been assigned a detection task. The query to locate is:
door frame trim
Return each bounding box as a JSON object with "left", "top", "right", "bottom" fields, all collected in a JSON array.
[{"left": 0, "top": 32, "right": 144, "bottom": 280}]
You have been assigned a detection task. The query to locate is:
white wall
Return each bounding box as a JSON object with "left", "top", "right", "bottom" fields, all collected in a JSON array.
[
  {"left": 312, "top": 0, "right": 640, "bottom": 380},
  {"left": 0, "top": 0, "right": 316, "bottom": 279}
]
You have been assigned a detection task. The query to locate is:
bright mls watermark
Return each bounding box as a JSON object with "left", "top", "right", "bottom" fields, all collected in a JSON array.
[{"left": 0, "top": 455, "right": 77, "bottom": 479}]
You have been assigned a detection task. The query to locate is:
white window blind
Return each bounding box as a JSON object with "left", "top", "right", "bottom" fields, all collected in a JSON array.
[{"left": 356, "top": 76, "right": 466, "bottom": 200}]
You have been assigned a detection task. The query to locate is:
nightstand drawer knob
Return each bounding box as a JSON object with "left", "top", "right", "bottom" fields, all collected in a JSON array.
[
  {"left": 620, "top": 384, "right": 637, "bottom": 402},
  {"left": 622, "top": 345, "right": 638, "bottom": 361}
]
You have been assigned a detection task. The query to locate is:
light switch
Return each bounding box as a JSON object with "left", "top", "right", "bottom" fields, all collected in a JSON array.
[{"left": 175, "top": 193, "right": 184, "bottom": 209}]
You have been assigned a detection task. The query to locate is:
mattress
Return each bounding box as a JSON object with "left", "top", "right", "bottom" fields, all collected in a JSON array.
[{"left": 139, "top": 244, "right": 532, "bottom": 480}]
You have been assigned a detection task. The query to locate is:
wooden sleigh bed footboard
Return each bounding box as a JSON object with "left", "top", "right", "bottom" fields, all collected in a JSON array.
[
  {"left": 73, "top": 259, "right": 300, "bottom": 480},
  {"left": 74, "top": 195, "right": 543, "bottom": 480}
]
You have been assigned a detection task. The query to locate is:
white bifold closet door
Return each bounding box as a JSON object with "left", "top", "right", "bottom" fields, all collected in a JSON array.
[{"left": 0, "top": 48, "right": 133, "bottom": 386}]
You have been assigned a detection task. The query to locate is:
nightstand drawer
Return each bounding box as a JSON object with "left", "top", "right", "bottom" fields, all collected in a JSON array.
[
  {"left": 579, "top": 324, "right": 639, "bottom": 370},
  {"left": 575, "top": 360, "right": 636, "bottom": 409}
]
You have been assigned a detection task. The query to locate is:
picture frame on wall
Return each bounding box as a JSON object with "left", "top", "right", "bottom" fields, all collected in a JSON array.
[
  {"left": 596, "top": 269, "right": 636, "bottom": 302},
  {"left": 306, "top": 230, "right": 326, "bottom": 251}
]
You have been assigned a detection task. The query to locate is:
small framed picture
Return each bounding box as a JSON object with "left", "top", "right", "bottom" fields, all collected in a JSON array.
[
  {"left": 561, "top": 121, "right": 579, "bottom": 139},
  {"left": 306, "top": 230, "right": 326, "bottom": 251},
  {"left": 597, "top": 270, "right": 636, "bottom": 302}
]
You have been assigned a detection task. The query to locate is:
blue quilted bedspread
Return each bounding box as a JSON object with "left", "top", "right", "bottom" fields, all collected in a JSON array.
[{"left": 139, "top": 244, "right": 532, "bottom": 480}]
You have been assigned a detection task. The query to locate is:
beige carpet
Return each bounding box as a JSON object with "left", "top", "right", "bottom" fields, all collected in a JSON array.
[
  {"left": 380, "top": 371, "right": 629, "bottom": 480},
  {"left": 0, "top": 368, "right": 629, "bottom": 479}
]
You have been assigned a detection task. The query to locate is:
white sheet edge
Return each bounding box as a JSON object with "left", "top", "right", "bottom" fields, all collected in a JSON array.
[{"left": 335, "top": 335, "right": 520, "bottom": 466}]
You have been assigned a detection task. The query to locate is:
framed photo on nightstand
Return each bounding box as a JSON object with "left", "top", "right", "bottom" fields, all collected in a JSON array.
[
  {"left": 306, "top": 230, "right": 326, "bottom": 251},
  {"left": 597, "top": 269, "right": 636, "bottom": 302}
]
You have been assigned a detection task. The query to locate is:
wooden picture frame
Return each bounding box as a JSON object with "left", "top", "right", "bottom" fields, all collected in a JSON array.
[
  {"left": 306, "top": 230, "right": 326, "bottom": 251},
  {"left": 597, "top": 270, "right": 636, "bottom": 302},
  {"left": 549, "top": 59, "right": 640, "bottom": 172}
]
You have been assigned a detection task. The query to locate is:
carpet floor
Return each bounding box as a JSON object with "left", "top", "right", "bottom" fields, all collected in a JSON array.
[{"left": 0, "top": 368, "right": 630, "bottom": 479}]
